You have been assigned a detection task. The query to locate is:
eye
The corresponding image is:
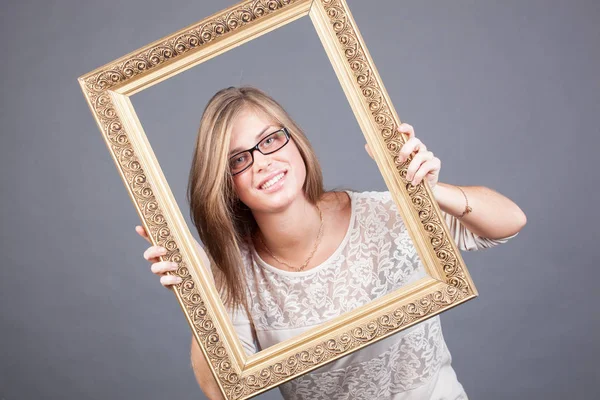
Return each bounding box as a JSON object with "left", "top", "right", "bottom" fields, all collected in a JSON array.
[
  {"left": 261, "top": 131, "right": 282, "bottom": 149},
  {"left": 231, "top": 154, "right": 247, "bottom": 166}
]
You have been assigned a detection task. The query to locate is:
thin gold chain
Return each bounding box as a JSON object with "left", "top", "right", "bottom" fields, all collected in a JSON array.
[
  {"left": 456, "top": 185, "right": 473, "bottom": 218},
  {"left": 258, "top": 204, "right": 324, "bottom": 272}
]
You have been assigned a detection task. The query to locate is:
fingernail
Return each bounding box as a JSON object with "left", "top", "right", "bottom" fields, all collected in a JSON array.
[
  {"left": 174, "top": 276, "right": 183, "bottom": 284},
  {"left": 170, "top": 262, "right": 178, "bottom": 270},
  {"left": 159, "top": 248, "right": 167, "bottom": 254}
]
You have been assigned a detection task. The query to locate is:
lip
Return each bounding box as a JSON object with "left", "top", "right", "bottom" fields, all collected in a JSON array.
[{"left": 257, "top": 170, "right": 288, "bottom": 190}]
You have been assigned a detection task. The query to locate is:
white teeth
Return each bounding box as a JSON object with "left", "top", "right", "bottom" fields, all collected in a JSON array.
[{"left": 261, "top": 172, "right": 285, "bottom": 190}]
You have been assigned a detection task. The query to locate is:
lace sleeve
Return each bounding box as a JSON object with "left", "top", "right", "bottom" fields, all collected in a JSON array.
[
  {"left": 195, "top": 239, "right": 260, "bottom": 356},
  {"left": 441, "top": 211, "right": 519, "bottom": 251}
]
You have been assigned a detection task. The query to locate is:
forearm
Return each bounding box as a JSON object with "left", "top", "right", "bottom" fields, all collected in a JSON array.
[
  {"left": 190, "top": 337, "right": 226, "bottom": 400},
  {"left": 432, "top": 182, "right": 527, "bottom": 239}
]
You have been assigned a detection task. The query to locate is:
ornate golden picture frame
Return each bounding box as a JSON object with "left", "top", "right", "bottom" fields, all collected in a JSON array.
[{"left": 78, "top": 0, "right": 477, "bottom": 398}]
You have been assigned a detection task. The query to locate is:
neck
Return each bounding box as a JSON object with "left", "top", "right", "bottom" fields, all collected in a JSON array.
[{"left": 252, "top": 194, "right": 322, "bottom": 261}]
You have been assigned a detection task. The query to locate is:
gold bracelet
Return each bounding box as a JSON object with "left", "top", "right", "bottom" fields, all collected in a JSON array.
[{"left": 456, "top": 186, "right": 472, "bottom": 219}]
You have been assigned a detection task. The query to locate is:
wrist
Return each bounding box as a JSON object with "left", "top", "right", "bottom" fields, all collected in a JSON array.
[
  {"left": 431, "top": 182, "right": 472, "bottom": 218},
  {"left": 455, "top": 185, "right": 472, "bottom": 219}
]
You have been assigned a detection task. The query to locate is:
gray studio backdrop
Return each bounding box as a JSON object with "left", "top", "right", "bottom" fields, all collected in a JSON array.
[{"left": 1, "top": 0, "right": 599, "bottom": 399}]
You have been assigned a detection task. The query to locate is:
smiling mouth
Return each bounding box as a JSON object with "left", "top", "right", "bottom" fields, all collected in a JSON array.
[{"left": 259, "top": 171, "right": 287, "bottom": 190}]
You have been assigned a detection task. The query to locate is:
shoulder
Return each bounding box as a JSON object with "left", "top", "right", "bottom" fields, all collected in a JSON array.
[
  {"left": 347, "top": 190, "right": 394, "bottom": 206},
  {"left": 320, "top": 190, "right": 352, "bottom": 210},
  {"left": 319, "top": 190, "right": 400, "bottom": 226},
  {"left": 351, "top": 190, "right": 405, "bottom": 226},
  {"left": 321, "top": 189, "right": 393, "bottom": 202}
]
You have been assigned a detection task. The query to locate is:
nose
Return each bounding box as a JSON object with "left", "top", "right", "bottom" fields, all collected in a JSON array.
[{"left": 252, "top": 150, "right": 272, "bottom": 171}]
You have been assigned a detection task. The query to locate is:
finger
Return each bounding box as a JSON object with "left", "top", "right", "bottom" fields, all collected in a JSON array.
[
  {"left": 160, "top": 274, "right": 183, "bottom": 287},
  {"left": 143, "top": 245, "right": 167, "bottom": 261},
  {"left": 397, "top": 137, "right": 425, "bottom": 163},
  {"left": 409, "top": 157, "right": 440, "bottom": 185},
  {"left": 398, "top": 123, "right": 415, "bottom": 140},
  {"left": 406, "top": 151, "right": 434, "bottom": 182},
  {"left": 151, "top": 260, "right": 179, "bottom": 275},
  {"left": 136, "top": 225, "right": 152, "bottom": 244},
  {"left": 364, "top": 143, "right": 374, "bottom": 160}
]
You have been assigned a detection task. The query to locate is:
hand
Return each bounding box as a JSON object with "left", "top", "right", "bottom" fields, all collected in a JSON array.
[
  {"left": 364, "top": 123, "right": 441, "bottom": 191},
  {"left": 136, "top": 225, "right": 183, "bottom": 287}
]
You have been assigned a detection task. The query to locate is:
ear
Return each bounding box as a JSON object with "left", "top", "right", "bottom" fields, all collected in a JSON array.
[{"left": 364, "top": 143, "right": 375, "bottom": 160}]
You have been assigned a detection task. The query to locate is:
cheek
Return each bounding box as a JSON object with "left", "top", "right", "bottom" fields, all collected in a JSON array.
[
  {"left": 232, "top": 174, "right": 252, "bottom": 199},
  {"left": 291, "top": 149, "right": 307, "bottom": 182}
]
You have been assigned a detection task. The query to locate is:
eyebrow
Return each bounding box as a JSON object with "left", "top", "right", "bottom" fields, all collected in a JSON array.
[{"left": 228, "top": 125, "right": 278, "bottom": 156}]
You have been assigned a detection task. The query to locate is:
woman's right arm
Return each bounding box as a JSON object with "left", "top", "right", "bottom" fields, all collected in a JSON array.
[
  {"left": 136, "top": 225, "right": 225, "bottom": 400},
  {"left": 190, "top": 337, "right": 225, "bottom": 400}
]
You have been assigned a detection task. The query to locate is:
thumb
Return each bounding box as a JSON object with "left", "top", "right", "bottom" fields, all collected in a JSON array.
[{"left": 135, "top": 225, "right": 152, "bottom": 244}]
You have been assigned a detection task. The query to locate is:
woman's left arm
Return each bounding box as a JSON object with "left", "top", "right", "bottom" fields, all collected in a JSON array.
[{"left": 365, "top": 123, "right": 527, "bottom": 240}]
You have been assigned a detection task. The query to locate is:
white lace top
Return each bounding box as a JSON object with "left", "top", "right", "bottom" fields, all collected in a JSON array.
[{"left": 215, "top": 191, "right": 518, "bottom": 400}]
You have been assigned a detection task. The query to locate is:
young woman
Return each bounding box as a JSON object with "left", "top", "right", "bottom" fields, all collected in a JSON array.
[{"left": 136, "top": 86, "right": 526, "bottom": 400}]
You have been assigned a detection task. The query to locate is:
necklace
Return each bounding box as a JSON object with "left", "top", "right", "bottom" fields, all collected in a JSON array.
[{"left": 258, "top": 203, "right": 324, "bottom": 272}]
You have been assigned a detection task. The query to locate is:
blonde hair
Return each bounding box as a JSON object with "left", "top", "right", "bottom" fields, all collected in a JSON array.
[{"left": 187, "top": 86, "right": 324, "bottom": 312}]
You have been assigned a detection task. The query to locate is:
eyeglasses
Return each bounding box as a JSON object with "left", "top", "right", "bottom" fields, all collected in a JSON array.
[{"left": 228, "top": 127, "right": 291, "bottom": 176}]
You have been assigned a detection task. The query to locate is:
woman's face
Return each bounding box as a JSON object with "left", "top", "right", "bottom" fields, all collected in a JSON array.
[{"left": 229, "top": 107, "right": 307, "bottom": 213}]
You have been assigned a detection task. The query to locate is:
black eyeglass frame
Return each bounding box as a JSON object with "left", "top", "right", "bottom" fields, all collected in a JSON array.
[{"left": 228, "top": 127, "right": 291, "bottom": 176}]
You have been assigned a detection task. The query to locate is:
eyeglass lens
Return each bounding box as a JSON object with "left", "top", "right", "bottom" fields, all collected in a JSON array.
[{"left": 229, "top": 129, "right": 288, "bottom": 174}]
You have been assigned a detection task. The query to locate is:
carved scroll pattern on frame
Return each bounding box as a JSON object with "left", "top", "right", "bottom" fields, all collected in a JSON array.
[
  {"left": 322, "top": 0, "right": 470, "bottom": 293},
  {"left": 80, "top": 0, "right": 303, "bottom": 396},
  {"left": 235, "top": 287, "right": 465, "bottom": 399},
  {"left": 80, "top": 0, "right": 473, "bottom": 398},
  {"left": 231, "top": 0, "right": 472, "bottom": 397}
]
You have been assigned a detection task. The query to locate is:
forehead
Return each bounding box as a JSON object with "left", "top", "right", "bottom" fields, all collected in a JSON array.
[{"left": 229, "top": 107, "right": 279, "bottom": 142}]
